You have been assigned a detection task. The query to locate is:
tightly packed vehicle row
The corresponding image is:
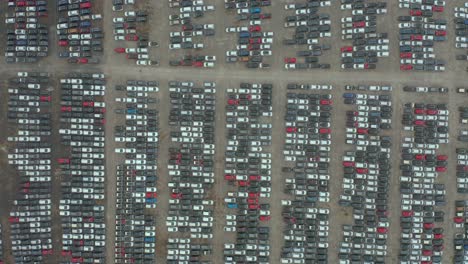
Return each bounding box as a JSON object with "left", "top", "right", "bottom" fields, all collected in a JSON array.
[
  {"left": 340, "top": 0, "right": 389, "bottom": 70},
  {"left": 58, "top": 73, "right": 107, "bottom": 263},
  {"left": 280, "top": 86, "right": 333, "bottom": 264},
  {"left": 399, "top": 102, "right": 449, "bottom": 263},
  {"left": 5, "top": 0, "right": 49, "bottom": 63},
  {"left": 402, "top": 85, "right": 448, "bottom": 93},
  {"left": 224, "top": 0, "right": 273, "bottom": 68},
  {"left": 457, "top": 148, "right": 468, "bottom": 193},
  {"left": 338, "top": 88, "right": 393, "bottom": 263},
  {"left": 398, "top": 0, "right": 447, "bottom": 71},
  {"left": 7, "top": 72, "right": 53, "bottom": 263},
  {"left": 283, "top": 0, "right": 332, "bottom": 70},
  {"left": 57, "top": 0, "right": 103, "bottom": 64},
  {"left": 113, "top": 80, "right": 160, "bottom": 264},
  {"left": 459, "top": 107, "right": 468, "bottom": 142},
  {"left": 454, "top": 199, "right": 468, "bottom": 264},
  {"left": 223, "top": 83, "right": 273, "bottom": 263},
  {"left": 166, "top": 81, "right": 216, "bottom": 262},
  {"left": 168, "top": 0, "right": 216, "bottom": 67},
  {"left": 112, "top": 1, "right": 158, "bottom": 66},
  {"left": 454, "top": 2, "right": 468, "bottom": 67}
]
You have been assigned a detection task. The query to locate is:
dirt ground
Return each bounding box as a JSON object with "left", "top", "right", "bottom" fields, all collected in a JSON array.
[{"left": 0, "top": 0, "right": 467, "bottom": 263}]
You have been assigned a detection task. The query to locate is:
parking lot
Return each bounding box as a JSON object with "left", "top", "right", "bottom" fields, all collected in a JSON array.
[{"left": 0, "top": 0, "right": 467, "bottom": 263}]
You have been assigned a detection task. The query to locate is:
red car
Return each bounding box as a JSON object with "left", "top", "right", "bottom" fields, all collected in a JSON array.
[
  {"left": 400, "top": 64, "right": 413, "bottom": 70},
  {"left": 238, "top": 180, "right": 249, "bottom": 186},
  {"left": 259, "top": 215, "right": 271, "bottom": 221},
  {"left": 410, "top": 9, "right": 422, "bottom": 16},
  {"left": 247, "top": 197, "right": 258, "bottom": 203},
  {"left": 58, "top": 40, "right": 68, "bottom": 46},
  {"left": 78, "top": 58, "right": 88, "bottom": 64},
  {"left": 422, "top": 250, "right": 432, "bottom": 256},
  {"left": 61, "top": 106, "right": 72, "bottom": 112},
  {"left": 410, "top": 35, "right": 423, "bottom": 40},
  {"left": 114, "top": 47, "right": 125, "bottom": 53},
  {"left": 80, "top": 2, "right": 91, "bottom": 8},
  {"left": 343, "top": 161, "right": 355, "bottom": 167},
  {"left": 426, "top": 109, "right": 437, "bottom": 115},
  {"left": 357, "top": 128, "right": 368, "bottom": 134},
  {"left": 83, "top": 101, "right": 94, "bottom": 107},
  {"left": 40, "top": 96, "right": 51, "bottom": 102},
  {"left": 61, "top": 250, "right": 72, "bottom": 256},
  {"left": 284, "top": 57, "right": 297, "bottom": 63},
  {"left": 435, "top": 166, "right": 446, "bottom": 172},
  {"left": 225, "top": 174, "right": 235, "bottom": 180},
  {"left": 434, "top": 233, "right": 443, "bottom": 239},
  {"left": 249, "top": 38, "right": 261, "bottom": 44},
  {"left": 227, "top": 99, "right": 238, "bottom": 105},
  {"left": 249, "top": 204, "right": 259, "bottom": 209},
  {"left": 414, "top": 120, "right": 425, "bottom": 126},
  {"left": 125, "top": 34, "right": 139, "bottom": 41},
  {"left": 260, "top": 13, "right": 271, "bottom": 19},
  {"left": 400, "top": 52, "right": 412, "bottom": 58},
  {"left": 402, "top": 210, "right": 413, "bottom": 217},
  {"left": 249, "top": 175, "right": 260, "bottom": 181},
  {"left": 146, "top": 192, "right": 157, "bottom": 198},
  {"left": 42, "top": 249, "right": 53, "bottom": 255},
  {"left": 377, "top": 227, "right": 387, "bottom": 234},
  {"left": 432, "top": 5, "right": 443, "bottom": 12},
  {"left": 319, "top": 128, "right": 331, "bottom": 134},
  {"left": 286, "top": 127, "right": 297, "bottom": 133},
  {"left": 248, "top": 192, "right": 259, "bottom": 198},
  {"left": 249, "top": 25, "right": 261, "bottom": 32},
  {"left": 437, "top": 155, "right": 448, "bottom": 161},
  {"left": 8, "top": 216, "right": 19, "bottom": 223},
  {"left": 454, "top": 217, "right": 464, "bottom": 223},
  {"left": 57, "top": 158, "right": 70, "bottom": 164},
  {"left": 192, "top": 61, "right": 203, "bottom": 67},
  {"left": 414, "top": 154, "right": 424, "bottom": 160},
  {"left": 353, "top": 21, "right": 365, "bottom": 27},
  {"left": 356, "top": 168, "right": 368, "bottom": 174},
  {"left": 171, "top": 193, "right": 182, "bottom": 199},
  {"left": 341, "top": 46, "right": 353, "bottom": 52},
  {"left": 424, "top": 223, "right": 434, "bottom": 229},
  {"left": 414, "top": 108, "right": 425, "bottom": 114},
  {"left": 71, "top": 257, "right": 84, "bottom": 263},
  {"left": 435, "top": 30, "right": 446, "bottom": 36},
  {"left": 320, "top": 99, "right": 332, "bottom": 105}
]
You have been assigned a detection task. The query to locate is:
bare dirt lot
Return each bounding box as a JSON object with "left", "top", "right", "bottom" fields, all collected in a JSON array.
[{"left": 0, "top": 0, "right": 467, "bottom": 263}]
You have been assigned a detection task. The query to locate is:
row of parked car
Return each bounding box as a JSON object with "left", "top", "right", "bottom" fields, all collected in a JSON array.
[
  {"left": 113, "top": 80, "right": 160, "bottom": 264},
  {"left": 58, "top": 73, "right": 107, "bottom": 263},
  {"left": 340, "top": 0, "right": 389, "bottom": 70},
  {"left": 167, "top": 81, "right": 216, "bottom": 262},
  {"left": 7, "top": 72, "right": 52, "bottom": 263},
  {"left": 459, "top": 107, "right": 468, "bottom": 143},
  {"left": 224, "top": 0, "right": 273, "bottom": 68},
  {"left": 402, "top": 85, "right": 448, "bottom": 93},
  {"left": 399, "top": 102, "right": 448, "bottom": 263},
  {"left": 454, "top": 3, "right": 468, "bottom": 63},
  {"left": 398, "top": 0, "right": 447, "bottom": 71},
  {"left": 5, "top": 0, "right": 49, "bottom": 63},
  {"left": 457, "top": 148, "right": 468, "bottom": 194},
  {"left": 112, "top": 2, "right": 158, "bottom": 66},
  {"left": 338, "top": 90, "right": 393, "bottom": 263},
  {"left": 223, "top": 83, "right": 273, "bottom": 263},
  {"left": 57, "top": 0, "right": 103, "bottom": 64},
  {"left": 168, "top": 0, "right": 215, "bottom": 68},
  {"left": 453, "top": 199, "right": 468, "bottom": 264},
  {"left": 280, "top": 88, "right": 332, "bottom": 264},
  {"left": 283, "top": 0, "right": 332, "bottom": 70}
]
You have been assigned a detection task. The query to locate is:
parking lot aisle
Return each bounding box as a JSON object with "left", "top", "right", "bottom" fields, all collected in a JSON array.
[
  {"left": 327, "top": 84, "right": 349, "bottom": 264},
  {"left": 268, "top": 79, "right": 288, "bottom": 262},
  {"left": 384, "top": 85, "right": 404, "bottom": 263},
  {"left": 104, "top": 76, "right": 119, "bottom": 264},
  {"left": 441, "top": 89, "right": 464, "bottom": 262},
  {"left": 154, "top": 79, "right": 170, "bottom": 263},
  {"left": 210, "top": 78, "right": 228, "bottom": 264}
]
